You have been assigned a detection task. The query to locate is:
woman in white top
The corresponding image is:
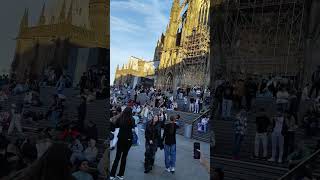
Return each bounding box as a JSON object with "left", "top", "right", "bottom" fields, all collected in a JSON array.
[
  {"left": 84, "top": 139, "right": 98, "bottom": 163},
  {"left": 194, "top": 98, "right": 200, "bottom": 114},
  {"left": 276, "top": 86, "right": 289, "bottom": 112},
  {"left": 268, "top": 112, "right": 285, "bottom": 163}
]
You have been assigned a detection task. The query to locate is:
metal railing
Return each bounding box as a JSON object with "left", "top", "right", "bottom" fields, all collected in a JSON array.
[
  {"left": 278, "top": 148, "right": 320, "bottom": 180},
  {"left": 191, "top": 109, "right": 210, "bottom": 138}
]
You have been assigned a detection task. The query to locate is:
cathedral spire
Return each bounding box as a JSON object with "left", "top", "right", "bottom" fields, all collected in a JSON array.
[
  {"left": 67, "top": 0, "right": 74, "bottom": 24},
  {"left": 19, "top": 8, "right": 29, "bottom": 32},
  {"left": 59, "top": 0, "right": 66, "bottom": 23},
  {"left": 38, "top": 3, "right": 46, "bottom": 25}
]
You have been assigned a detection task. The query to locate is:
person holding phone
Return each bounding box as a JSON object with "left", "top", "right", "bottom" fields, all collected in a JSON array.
[
  {"left": 144, "top": 115, "right": 161, "bottom": 173},
  {"left": 110, "top": 107, "right": 135, "bottom": 180},
  {"left": 162, "top": 116, "right": 179, "bottom": 173}
]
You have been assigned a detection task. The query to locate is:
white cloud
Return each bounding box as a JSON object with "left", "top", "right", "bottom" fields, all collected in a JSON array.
[
  {"left": 110, "top": 0, "right": 172, "bottom": 84},
  {"left": 111, "top": 16, "right": 143, "bottom": 33},
  {"left": 111, "top": 0, "right": 170, "bottom": 35}
]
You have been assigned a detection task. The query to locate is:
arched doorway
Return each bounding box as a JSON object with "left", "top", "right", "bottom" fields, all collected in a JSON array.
[{"left": 165, "top": 72, "right": 173, "bottom": 91}]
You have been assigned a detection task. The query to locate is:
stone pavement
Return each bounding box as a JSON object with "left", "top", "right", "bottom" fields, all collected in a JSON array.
[{"left": 110, "top": 128, "right": 210, "bottom": 180}]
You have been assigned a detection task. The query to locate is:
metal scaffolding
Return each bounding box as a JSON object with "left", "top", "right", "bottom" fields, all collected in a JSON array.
[
  {"left": 179, "top": 26, "right": 210, "bottom": 87},
  {"left": 212, "top": 0, "right": 306, "bottom": 82}
]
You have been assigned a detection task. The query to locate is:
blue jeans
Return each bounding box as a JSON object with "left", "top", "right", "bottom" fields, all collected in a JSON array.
[
  {"left": 164, "top": 144, "right": 176, "bottom": 168},
  {"left": 233, "top": 134, "right": 244, "bottom": 158}
]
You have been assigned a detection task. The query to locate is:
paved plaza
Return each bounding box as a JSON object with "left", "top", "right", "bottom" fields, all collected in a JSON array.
[{"left": 110, "top": 128, "right": 210, "bottom": 180}]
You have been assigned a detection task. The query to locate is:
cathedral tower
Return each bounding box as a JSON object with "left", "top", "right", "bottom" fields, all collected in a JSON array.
[
  {"left": 89, "top": 0, "right": 108, "bottom": 47},
  {"left": 164, "top": 0, "right": 181, "bottom": 49},
  {"left": 38, "top": 3, "right": 46, "bottom": 25}
]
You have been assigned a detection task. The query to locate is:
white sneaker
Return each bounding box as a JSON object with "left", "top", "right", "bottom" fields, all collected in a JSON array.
[
  {"left": 117, "top": 176, "right": 124, "bottom": 180},
  {"left": 171, "top": 167, "right": 175, "bottom": 172},
  {"left": 165, "top": 168, "right": 171, "bottom": 172},
  {"left": 110, "top": 177, "right": 115, "bottom": 180},
  {"left": 268, "top": 158, "right": 275, "bottom": 162}
]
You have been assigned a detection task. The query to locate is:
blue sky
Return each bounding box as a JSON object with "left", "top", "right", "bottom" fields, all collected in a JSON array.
[
  {"left": 0, "top": 0, "right": 45, "bottom": 74},
  {"left": 110, "top": 0, "right": 173, "bottom": 84},
  {"left": 0, "top": 0, "right": 88, "bottom": 75}
]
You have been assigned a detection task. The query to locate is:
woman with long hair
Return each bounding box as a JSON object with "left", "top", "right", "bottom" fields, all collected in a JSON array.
[
  {"left": 144, "top": 114, "right": 161, "bottom": 173},
  {"left": 162, "top": 115, "right": 179, "bottom": 173},
  {"left": 110, "top": 107, "right": 135, "bottom": 180}
]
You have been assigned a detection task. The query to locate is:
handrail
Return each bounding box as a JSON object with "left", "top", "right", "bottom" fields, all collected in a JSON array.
[
  {"left": 191, "top": 109, "right": 210, "bottom": 138},
  {"left": 192, "top": 109, "right": 210, "bottom": 124},
  {"left": 278, "top": 148, "right": 320, "bottom": 180}
]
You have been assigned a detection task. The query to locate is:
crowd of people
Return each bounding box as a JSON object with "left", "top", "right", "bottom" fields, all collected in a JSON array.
[
  {"left": 111, "top": 84, "right": 210, "bottom": 115},
  {"left": 79, "top": 66, "right": 108, "bottom": 101},
  {"left": 109, "top": 84, "right": 189, "bottom": 179},
  {"left": 212, "top": 67, "right": 320, "bottom": 179},
  {"left": 0, "top": 66, "right": 108, "bottom": 180}
]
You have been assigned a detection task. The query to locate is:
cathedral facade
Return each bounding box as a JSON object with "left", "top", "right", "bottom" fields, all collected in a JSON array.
[
  {"left": 155, "top": 0, "right": 210, "bottom": 90},
  {"left": 114, "top": 56, "right": 155, "bottom": 86},
  {"left": 12, "top": 0, "right": 109, "bottom": 81}
]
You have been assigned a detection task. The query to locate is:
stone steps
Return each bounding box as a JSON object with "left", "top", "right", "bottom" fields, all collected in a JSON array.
[
  {"left": 212, "top": 156, "right": 288, "bottom": 180},
  {"left": 212, "top": 95, "right": 320, "bottom": 179}
]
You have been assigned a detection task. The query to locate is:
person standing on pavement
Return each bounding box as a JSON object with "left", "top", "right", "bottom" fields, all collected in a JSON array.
[
  {"left": 254, "top": 108, "right": 270, "bottom": 159},
  {"left": 268, "top": 111, "right": 287, "bottom": 163},
  {"left": 232, "top": 110, "right": 247, "bottom": 160},
  {"left": 276, "top": 86, "right": 289, "bottom": 113},
  {"left": 222, "top": 81, "right": 233, "bottom": 120},
  {"left": 141, "top": 104, "right": 150, "bottom": 130},
  {"left": 8, "top": 103, "right": 23, "bottom": 135},
  {"left": 110, "top": 107, "right": 135, "bottom": 180},
  {"left": 234, "top": 79, "right": 245, "bottom": 110},
  {"left": 162, "top": 115, "right": 179, "bottom": 173},
  {"left": 110, "top": 107, "right": 122, "bottom": 151},
  {"left": 244, "top": 77, "right": 257, "bottom": 112},
  {"left": 283, "top": 111, "right": 298, "bottom": 161},
  {"left": 144, "top": 115, "right": 161, "bottom": 173}
]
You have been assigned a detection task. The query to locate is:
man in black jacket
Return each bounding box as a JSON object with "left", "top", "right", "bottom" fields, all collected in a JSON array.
[{"left": 144, "top": 115, "right": 161, "bottom": 173}]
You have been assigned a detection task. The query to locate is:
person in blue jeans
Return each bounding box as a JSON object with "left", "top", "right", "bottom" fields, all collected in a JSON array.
[{"left": 162, "top": 115, "right": 179, "bottom": 173}]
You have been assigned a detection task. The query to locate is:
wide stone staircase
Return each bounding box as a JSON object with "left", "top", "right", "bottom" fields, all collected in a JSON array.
[
  {"left": 212, "top": 95, "right": 320, "bottom": 180},
  {"left": 0, "top": 87, "right": 107, "bottom": 179}
]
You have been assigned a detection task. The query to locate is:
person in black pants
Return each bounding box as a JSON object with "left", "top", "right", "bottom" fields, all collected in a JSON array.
[
  {"left": 144, "top": 114, "right": 161, "bottom": 173},
  {"left": 110, "top": 107, "right": 135, "bottom": 180}
]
